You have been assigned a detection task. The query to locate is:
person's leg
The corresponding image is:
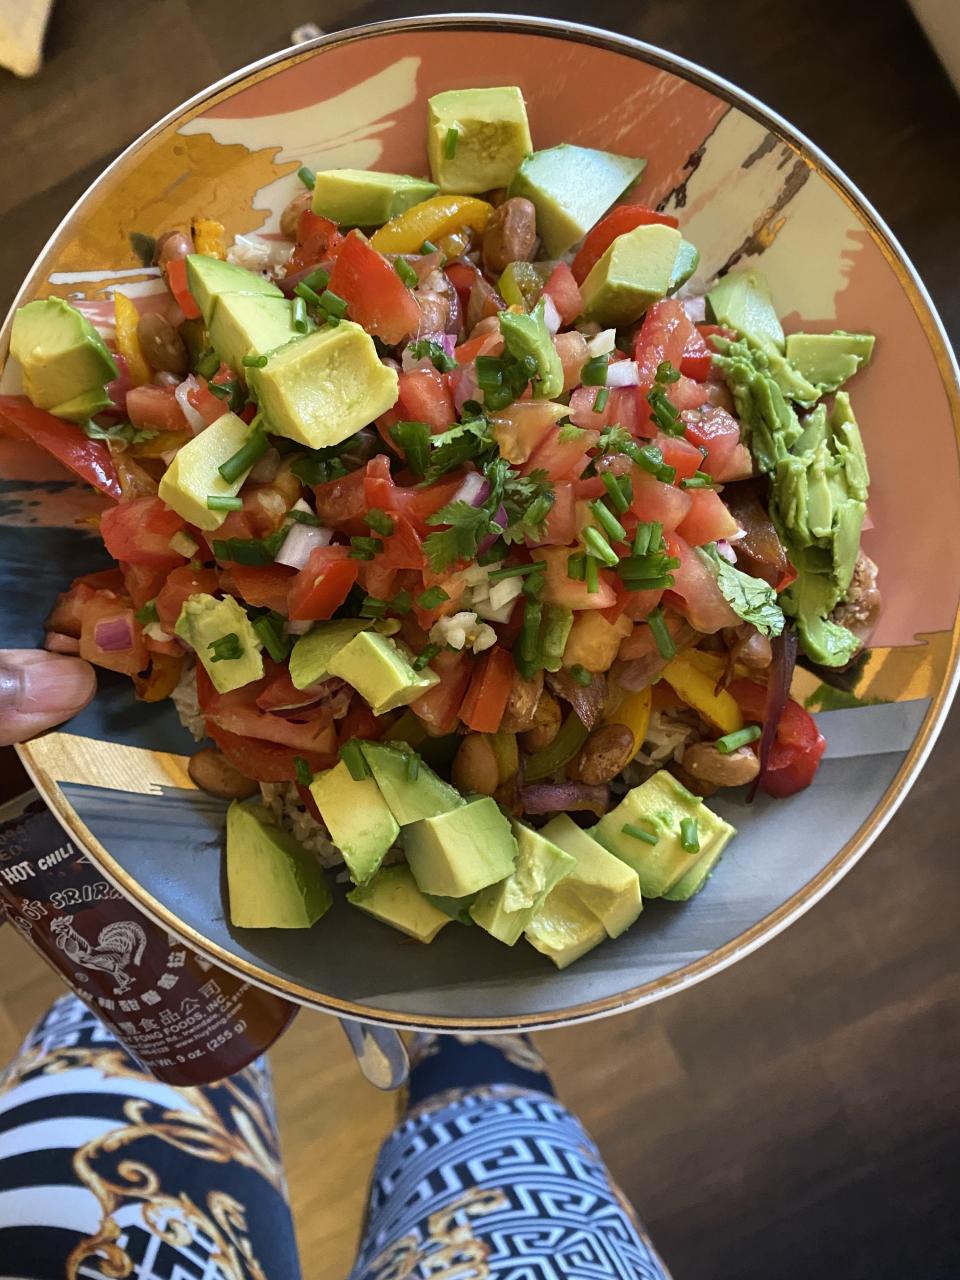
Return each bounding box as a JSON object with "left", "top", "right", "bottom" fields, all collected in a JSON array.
[
  {"left": 351, "top": 1033, "right": 672, "bottom": 1280},
  {"left": 0, "top": 993, "right": 301, "bottom": 1280}
]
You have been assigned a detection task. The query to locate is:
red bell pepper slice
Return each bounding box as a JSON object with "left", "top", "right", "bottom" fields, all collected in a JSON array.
[
  {"left": 165, "top": 257, "right": 201, "bottom": 320},
  {"left": 0, "top": 395, "right": 121, "bottom": 498}
]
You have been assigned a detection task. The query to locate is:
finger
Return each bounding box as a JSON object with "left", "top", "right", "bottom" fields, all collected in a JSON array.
[{"left": 0, "top": 650, "right": 97, "bottom": 746}]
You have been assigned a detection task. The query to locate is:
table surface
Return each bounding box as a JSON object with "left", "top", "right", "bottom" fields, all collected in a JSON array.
[{"left": 1, "top": 2, "right": 958, "bottom": 1277}]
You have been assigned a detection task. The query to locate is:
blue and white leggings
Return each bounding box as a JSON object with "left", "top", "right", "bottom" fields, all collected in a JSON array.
[{"left": 0, "top": 994, "right": 671, "bottom": 1279}]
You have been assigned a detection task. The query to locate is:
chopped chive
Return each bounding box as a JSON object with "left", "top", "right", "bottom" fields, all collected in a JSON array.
[
  {"left": 395, "top": 257, "right": 419, "bottom": 288},
  {"left": 297, "top": 165, "right": 316, "bottom": 190},
  {"left": 523, "top": 569, "right": 546, "bottom": 600},
  {"left": 302, "top": 266, "right": 330, "bottom": 292},
  {"left": 292, "top": 296, "right": 308, "bottom": 332},
  {"left": 444, "top": 126, "right": 459, "bottom": 159},
  {"left": 294, "top": 755, "right": 313, "bottom": 786},
  {"left": 519, "top": 598, "right": 543, "bottom": 669},
  {"left": 294, "top": 281, "right": 324, "bottom": 309},
  {"left": 632, "top": 521, "right": 662, "bottom": 556},
  {"left": 325, "top": 315, "right": 341, "bottom": 328},
  {"left": 569, "top": 664, "right": 593, "bottom": 686},
  {"left": 218, "top": 427, "right": 268, "bottom": 483},
  {"left": 585, "top": 554, "right": 600, "bottom": 594},
  {"left": 349, "top": 535, "right": 383, "bottom": 560},
  {"left": 623, "top": 822, "right": 659, "bottom": 846},
  {"left": 364, "top": 508, "right": 395, "bottom": 536},
  {"left": 636, "top": 444, "right": 677, "bottom": 484},
  {"left": 207, "top": 632, "right": 242, "bottom": 662},
  {"left": 420, "top": 239, "right": 439, "bottom": 255},
  {"left": 196, "top": 348, "right": 219, "bottom": 378},
  {"left": 488, "top": 561, "right": 542, "bottom": 583},
  {"left": 647, "top": 606, "right": 676, "bottom": 660},
  {"left": 360, "top": 595, "right": 388, "bottom": 618},
  {"left": 590, "top": 499, "right": 627, "bottom": 544},
  {"left": 413, "top": 643, "right": 441, "bottom": 671},
  {"left": 416, "top": 586, "right": 449, "bottom": 610},
  {"left": 134, "top": 599, "right": 158, "bottom": 625},
  {"left": 601, "top": 469, "right": 631, "bottom": 514},
  {"left": 206, "top": 494, "right": 243, "bottom": 510},
  {"left": 406, "top": 752, "right": 421, "bottom": 781},
  {"left": 241, "top": 354, "right": 268, "bottom": 368},
  {"left": 319, "top": 289, "right": 348, "bottom": 318},
  {"left": 252, "top": 614, "right": 290, "bottom": 662},
  {"left": 715, "top": 725, "right": 762, "bottom": 754},
  {"left": 592, "top": 387, "right": 610, "bottom": 414},
  {"left": 581, "top": 354, "right": 609, "bottom": 386},
  {"left": 655, "top": 359, "right": 681, "bottom": 384},
  {"left": 391, "top": 590, "right": 412, "bottom": 615},
  {"left": 680, "top": 817, "right": 700, "bottom": 853},
  {"left": 286, "top": 507, "right": 321, "bottom": 526},
  {"left": 567, "top": 553, "right": 586, "bottom": 581},
  {"left": 681, "top": 471, "right": 715, "bottom": 489},
  {"left": 339, "top": 740, "right": 369, "bottom": 780},
  {"left": 583, "top": 526, "right": 619, "bottom": 567},
  {"left": 208, "top": 380, "right": 232, "bottom": 400},
  {"left": 647, "top": 387, "right": 683, "bottom": 436}
]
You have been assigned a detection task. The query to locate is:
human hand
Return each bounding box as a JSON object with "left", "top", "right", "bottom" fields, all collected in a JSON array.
[{"left": 0, "top": 650, "right": 96, "bottom": 746}]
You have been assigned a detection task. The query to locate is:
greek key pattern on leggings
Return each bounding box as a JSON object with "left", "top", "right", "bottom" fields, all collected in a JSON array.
[
  {"left": 352, "top": 1081, "right": 671, "bottom": 1280},
  {"left": 0, "top": 994, "right": 300, "bottom": 1280}
]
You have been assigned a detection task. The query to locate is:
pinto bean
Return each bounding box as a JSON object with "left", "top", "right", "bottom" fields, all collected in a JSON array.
[
  {"left": 280, "top": 189, "right": 313, "bottom": 240},
  {"left": 682, "top": 742, "right": 760, "bottom": 788},
  {"left": 519, "top": 691, "right": 562, "bottom": 754},
  {"left": 136, "top": 312, "right": 188, "bottom": 374},
  {"left": 572, "top": 723, "right": 635, "bottom": 785},
  {"left": 452, "top": 733, "right": 500, "bottom": 796},
  {"left": 500, "top": 670, "right": 544, "bottom": 734},
  {"left": 481, "top": 197, "right": 537, "bottom": 275},
  {"left": 188, "top": 748, "right": 259, "bottom": 800},
  {"left": 153, "top": 229, "right": 194, "bottom": 269}
]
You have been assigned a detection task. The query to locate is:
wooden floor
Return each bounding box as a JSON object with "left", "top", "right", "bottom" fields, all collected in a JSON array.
[{"left": 1, "top": 2, "right": 959, "bottom": 1277}]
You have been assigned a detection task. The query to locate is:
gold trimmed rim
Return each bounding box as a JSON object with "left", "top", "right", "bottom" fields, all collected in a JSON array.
[{"left": 10, "top": 13, "right": 960, "bottom": 1031}]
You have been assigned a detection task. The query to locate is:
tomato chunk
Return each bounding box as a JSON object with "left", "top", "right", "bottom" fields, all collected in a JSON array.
[
  {"left": 287, "top": 545, "right": 358, "bottom": 621},
  {"left": 572, "top": 205, "right": 679, "bottom": 284},
  {"left": 328, "top": 230, "right": 421, "bottom": 345},
  {"left": 458, "top": 646, "right": 514, "bottom": 733},
  {"left": 155, "top": 564, "right": 220, "bottom": 631},
  {"left": 675, "top": 489, "right": 741, "bottom": 546},
  {"left": 100, "top": 496, "right": 185, "bottom": 568},
  {"left": 0, "top": 396, "right": 121, "bottom": 498}
]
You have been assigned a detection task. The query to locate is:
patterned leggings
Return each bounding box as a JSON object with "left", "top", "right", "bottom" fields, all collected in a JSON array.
[{"left": 0, "top": 995, "right": 670, "bottom": 1279}]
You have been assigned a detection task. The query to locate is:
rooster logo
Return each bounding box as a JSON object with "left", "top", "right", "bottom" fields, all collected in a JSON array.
[{"left": 49, "top": 917, "right": 147, "bottom": 994}]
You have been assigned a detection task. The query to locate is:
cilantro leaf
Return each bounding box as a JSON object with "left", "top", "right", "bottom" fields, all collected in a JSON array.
[
  {"left": 498, "top": 466, "right": 555, "bottom": 543},
  {"left": 423, "top": 500, "right": 492, "bottom": 572},
  {"left": 698, "top": 544, "right": 785, "bottom": 636},
  {"left": 407, "top": 338, "right": 456, "bottom": 373},
  {"left": 83, "top": 420, "right": 158, "bottom": 446},
  {"left": 424, "top": 416, "right": 496, "bottom": 482}
]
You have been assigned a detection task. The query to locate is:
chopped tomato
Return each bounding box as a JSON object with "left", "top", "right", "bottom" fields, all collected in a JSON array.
[
  {"left": 458, "top": 646, "right": 514, "bottom": 733},
  {"left": 287, "top": 545, "right": 358, "bottom": 621},
  {"left": 255, "top": 666, "right": 334, "bottom": 715},
  {"left": 555, "top": 330, "right": 588, "bottom": 391},
  {"left": 314, "top": 466, "right": 367, "bottom": 532},
  {"left": 728, "top": 679, "right": 826, "bottom": 797},
  {"left": 328, "top": 229, "right": 421, "bottom": 345},
  {"left": 680, "top": 327, "right": 713, "bottom": 381},
  {"left": 445, "top": 261, "right": 480, "bottom": 316},
  {"left": 197, "top": 665, "right": 337, "bottom": 753},
  {"left": 654, "top": 433, "right": 703, "bottom": 482},
  {"left": 79, "top": 595, "right": 147, "bottom": 675},
  {"left": 227, "top": 562, "right": 295, "bottom": 612},
  {"left": 539, "top": 480, "right": 576, "bottom": 545},
  {"left": 336, "top": 695, "right": 389, "bottom": 745},
  {"left": 100, "top": 496, "right": 185, "bottom": 567},
  {"left": 633, "top": 299, "right": 701, "bottom": 431},
  {"left": 630, "top": 471, "right": 693, "bottom": 531},
  {"left": 675, "top": 489, "right": 741, "bottom": 546},
  {"left": 681, "top": 405, "right": 747, "bottom": 481},
  {"left": 122, "top": 562, "right": 167, "bottom": 609},
  {"left": 410, "top": 648, "right": 473, "bottom": 734},
  {"left": 286, "top": 211, "right": 343, "bottom": 276},
  {"left": 155, "top": 564, "right": 219, "bottom": 631},
  {"left": 207, "top": 723, "right": 335, "bottom": 783},
  {"left": 619, "top": 587, "right": 666, "bottom": 621},
  {"left": 396, "top": 367, "right": 456, "bottom": 431},
  {"left": 454, "top": 328, "right": 503, "bottom": 366},
  {"left": 164, "top": 257, "right": 201, "bottom": 320},
  {"left": 663, "top": 533, "right": 739, "bottom": 633},
  {"left": 568, "top": 385, "right": 641, "bottom": 433},
  {"left": 381, "top": 514, "right": 424, "bottom": 570},
  {"left": 571, "top": 205, "right": 679, "bottom": 284},
  {"left": 542, "top": 262, "right": 583, "bottom": 325},
  {"left": 533, "top": 548, "right": 617, "bottom": 611},
  {"left": 524, "top": 424, "right": 599, "bottom": 482},
  {"left": 491, "top": 401, "right": 565, "bottom": 466},
  {"left": 126, "top": 383, "right": 189, "bottom": 433},
  {"left": 0, "top": 396, "right": 121, "bottom": 498},
  {"left": 668, "top": 375, "right": 708, "bottom": 413}
]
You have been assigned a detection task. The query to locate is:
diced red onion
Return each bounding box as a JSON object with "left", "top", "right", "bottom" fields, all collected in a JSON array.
[
  {"left": 715, "top": 540, "right": 738, "bottom": 564},
  {"left": 175, "top": 375, "right": 207, "bottom": 434},
  {"left": 106, "top": 353, "right": 131, "bottom": 412},
  {"left": 542, "top": 293, "right": 562, "bottom": 335},
  {"left": 606, "top": 359, "right": 640, "bottom": 388},
  {"left": 45, "top": 631, "right": 81, "bottom": 655},
  {"left": 95, "top": 614, "right": 135, "bottom": 652},
  {"left": 276, "top": 522, "right": 333, "bottom": 570},
  {"left": 683, "top": 295, "right": 707, "bottom": 323},
  {"left": 520, "top": 782, "right": 609, "bottom": 815},
  {"left": 749, "top": 628, "right": 798, "bottom": 803},
  {"left": 452, "top": 471, "right": 490, "bottom": 507}
]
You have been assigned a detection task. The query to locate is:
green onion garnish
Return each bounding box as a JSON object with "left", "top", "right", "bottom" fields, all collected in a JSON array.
[
  {"left": 601, "top": 470, "right": 632, "bottom": 514},
  {"left": 211, "top": 529, "right": 286, "bottom": 565},
  {"left": 349, "top": 536, "right": 383, "bottom": 560},
  {"left": 715, "top": 725, "right": 762, "bottom": 754},
  {"left": 569, "top": 664, "right": 593, "bottom": 686},
  {"left": 680, "top": 817, "right": 700, "bottom": 853},
  {"left": 413, "top": 643, "right": 441, "bottom": 671},
  {"left": 406, "top": 752, "right": 420, "bottom": 782},
  {"left": 488, "top": 561, "right": 542, "bottom": 583},
  {"left": 646, "top": 606, "right": 676, "bottom": 660},
  {"left": 208, "top": 380, "right": 232, "bottom": 400},
  {"left": 581, "top": 354, "right": 609, "bottom": 386},
  {"left": 567, "top": 553, "right": 586, "bottom": 581},
  {"left": 589, "top": 499, "right": 627, "bottom": 544},
  {"left": 339, "top": 740, "right": 369, "bottom": 781},
  {"left": 655, "top": 359, "right": 681, "bottom": 384},
  {"left": 208, "top": 632, "right": 242, "bottom": 663},
  {"left": 218, "top": 427, "right": 268, "bottom": 483},
  {"left": 241, "top": 354, "right": 268, "bottom": 368},
  {"left": 360, "top": 595, "right": 388, "bottom": 618},
  {"left": 291, "top": 296, "right": 308, "bottom": 332},
  {"left": 195, "top": 348, "right": 219, "bottom": 378},
  {"left": 622, "top": 822, "right": 659, "bottom": 846},
  {"left": 519, "top": 598, "right": 543, "bottom": 670},
  {"left": 585, "top": 554, "right": 600, "bottom": 594},
  {"left": 583, "top": 526, "right": 619, "bottom": 567},
  {"left": 287, "top": 507, "right": 322, "bottom": 526},
  {"left": 636, "top": 443, "right": 677, "bottom": 484},
  {"left": 392, "top": 590, "right": 412, "bottom": 615},
  {"left": 294, "top": 281, "right": 324, "bottom": 309},
  {"left": 252, "top": 614, "right": 290, "bottom": 662},
  {"left": 319, "top": 289, "right": 348, "bottom": 318},
  {"left": 294, "top": 755, "right": 313, "bottom": 786},
  {"left": 297, "top": 165, "right": 316, "bottom": 190},
  {"left": 592, "top": 387, "right": 610, "bottom": 414},
  {"left": 681, "top": 471, "right": 715, "bottom": 489},
  {"left": 302, "top": 266, "right": 330, "bottom": 292},
  {"left": 365, "top": 508, "right": 395, "bottom": 536},
  {"left": 647, "top": 387, "right": 683, "bottom": 436},
  {"left": 206, "top": 494, "right": 243, "bottom": 510},
  {"left": 632, "top": 521, "right": 661, "bottom": 556},
  {"left": 134, "top": 600, "right": 158, "bottom": 625},
  {"left": 416, "top": 586, "right": 449, "bottom": 610},
  {"left": 420, "top": 239, "right": 439, "bottom": 255},
  {"left": 395, "top": 257, "right": 419, "bottom": 289},
  {"left": 444, "top": 126, "right": 459, "bottom": 159}
]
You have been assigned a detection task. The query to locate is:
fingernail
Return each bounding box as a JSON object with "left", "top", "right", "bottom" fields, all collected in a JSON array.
[{"left": 20, "top": 656, "right": 97, "bottom": 714}]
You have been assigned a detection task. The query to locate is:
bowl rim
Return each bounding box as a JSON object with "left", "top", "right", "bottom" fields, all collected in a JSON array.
[{"left": 9, "top": 12, "right": 960, "bottom": 1031}]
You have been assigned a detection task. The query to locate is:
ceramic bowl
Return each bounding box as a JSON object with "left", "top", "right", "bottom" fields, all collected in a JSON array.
[{"left": 2, "top": 16, "right": 958, "bottom": 1030}]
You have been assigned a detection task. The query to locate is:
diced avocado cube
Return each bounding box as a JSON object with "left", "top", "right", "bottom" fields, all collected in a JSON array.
[
  {"left": 540, "top": 813, "right": 642, "bottom": 937},
  {"left": 309, "top": 760, "right": 399, "bottom": 885},
  {"left": 157, "top": 410, "right": 255, "bottom": 530},
  {"left": 404, "top": 797, "right": 517, "bottom": 898},
  {"left": 10, "top": 298, "right": 118, "bottom": 416},
  {"left": 359, "top": 741, "right": 462, "bottom": 825},
  {"left": 581, "top": 223, "right": 683, "bottom": 327},
  {"left": 289, "top": 619, "right": 373, "bottom": 690},
  {"left": 248, "top": 321, "right": 398, "bottom": 449},
  {"left": 662, "top": 839, "right": 727, "bottom": 901},
  {"left": 175, "top": 593, "right": 264, "bottom": 694},
  {"left": 226, "top": 800, "right": 332, "bottom": 928},
  {"left": 348, "top": 864, "right": 450, "bottom": 942},
  {"left": 312, "top": 169, "right": 437, "bottom": 226},
  {"left": 669, "top": 239, "right": 700, "bottom": 292},
  {"left": 784, "top": 331, "right": 875, "bottom": 392},
  {"left": 707, "top": 269, "right": 784, "bottom": 356},
  {"left": 591, "top": 769, "right": 736, "bottom": 898},
  {"left": 326, "top": 631, "right": 438, "bottom": 716},
  {"left": 500, "top": 299, "right": 563, "bottom": 399},
  {"left": 208, "top": 293, "right": 303, "bottom": 375},
  {"left": 525, "top": 884, "right": 608, "bottom": 969},
  {"left": 507, "top": 144, "right": 646, "bottom": 257},
  {"left": 423, "top": 891, "right": 477, "bottom": 923},
  {"left": 186, "top": 254, "right": 282, "bottom": 326},
  {"left": 427, "top": 86, "right": 533, "bottom": 194},
  {"left": 470, "top": 820, "right": 575, "bottom": 946}
]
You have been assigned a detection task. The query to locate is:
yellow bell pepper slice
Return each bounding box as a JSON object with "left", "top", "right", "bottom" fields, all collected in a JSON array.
[
  {"left": 191, "top": 217, "right": 226, "bottom": 259},
  {"left": 603, "top": 685, "right": 652, "bottom": 763},
  {"left": 113, "top": 292, "right": 151, "bottom": 387},
  {"left": 134, "top": 653, "right": 184, "bottom": 703},
  {"left": 370, "top": 195, "right": 493, "bottom": 254},
  {"left": 661, "top": 652, "right": 743, "bottom": 735}
]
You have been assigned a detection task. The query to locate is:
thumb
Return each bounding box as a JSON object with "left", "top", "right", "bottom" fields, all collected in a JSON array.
[{"left": 0, "top": 650, "right": 97, "bottom": 747}]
